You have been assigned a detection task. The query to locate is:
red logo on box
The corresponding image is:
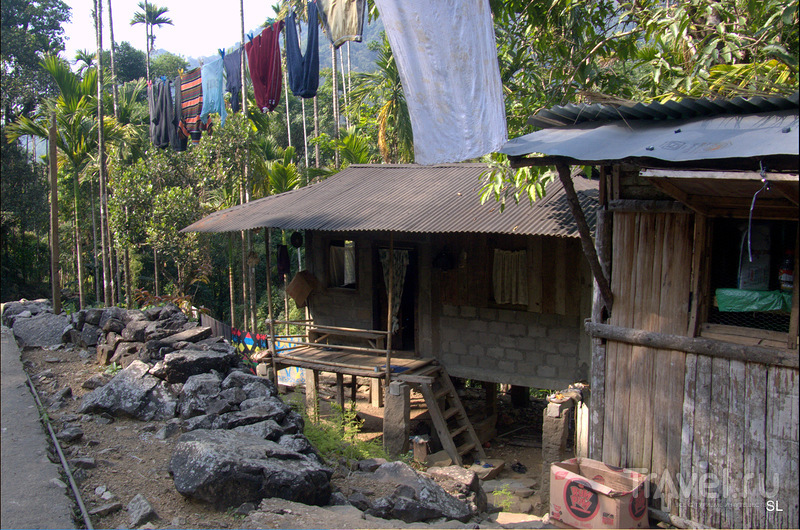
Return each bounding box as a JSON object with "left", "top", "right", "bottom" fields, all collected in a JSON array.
[
  {"left": 629, "top": 490, "right": 647, "bottom": 520},
  {"left": 602, "top": 512, "right": 614, "bottom": 525},
  {"left": 564, "top": 479, "right": 599, "bottom": 521}
]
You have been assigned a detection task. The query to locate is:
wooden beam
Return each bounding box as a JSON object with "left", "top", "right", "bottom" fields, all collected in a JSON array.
[
  {"left": 645, "top": 178, "right": 708, "bottom": 216},
  {"left": 608, "top": 199, "right": 690, "bottom": 213},
  {"left": 585, "top": 322, "right": 799, "bottom": 368},
  {"left": 508, "top": 154, "right": 799, "bottom": 172},
  {"left": 789, "top": 229, "right": 799, "bottom": 350},
  {"left": 687, "top": 213, "right": 708, "bottom": 336},
  {"left": 556, "top": 162, "right": 613, "bottom": 311},
  {"left": 641, "top": 169, "right": 799, "bottom": 182},
  {"left": 772, "top": 181, "right": 800, "bottom": 206}
]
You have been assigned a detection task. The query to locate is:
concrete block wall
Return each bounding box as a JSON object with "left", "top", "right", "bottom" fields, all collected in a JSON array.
[{"left": 438, "top": 304, "right": 590, "bottom": 389}]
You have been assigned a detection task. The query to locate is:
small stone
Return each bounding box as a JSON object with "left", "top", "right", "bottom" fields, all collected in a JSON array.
[
  {"left": 233, "top": 502, "right": 256, "bottom": 516},
  {"left": 102, "top": 491, "right": 115, "bottom": 501},
  {"left": 171, "top": 516, "right": 186, "bottom": 527},
  {"left": 56, "top": 425, "right": 84, "bottom": 443},
  {"left": 127, "top": 493, "right": 157, "bottom": 527},
  {"left": 89, "top": 502, "right": 122, "bottom": 517},
  {"left": 69, "top": 457, "right": 97, "bottom": 469},
  {"left": 95, "top": 412, "right": 115, "bottom": 424},
  {"left": 71, "top": 468, "right": 89, "bottom": 484},
  {"left": 49, "top": 478, "right": 67, "bottom": 489},
  {"left": 44, "top": 356, "right": 61, "bottom": 363},
  {"left": 514, "top": 487, "right": 534, "bottom": 499},
  {"left": 95, "top": 485, "right": 107, "bottom": 496}
]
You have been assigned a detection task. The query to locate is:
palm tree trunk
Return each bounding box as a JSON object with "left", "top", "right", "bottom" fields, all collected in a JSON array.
[
  {"left": 143, "top": 0, "right": 151, "bottom": 80},
  {"left": 331, "top": 45, "right": 339, "bottom": 167},
  {"left": 249, "top": 230, "right": 258, "bottom": 331},
  {"left": 90, "top": 178, "right": 100, "bottom": 303},
  {"left": 339, "top": 47, "right": 349, "bottom": 129},
  {"left": 301, "top": 98, "right": 308, "bottom": 170},
  {"left": 96, "top": 0, "right": 112, "bottom": 306},
  {"left": 73, "top": 168, "right": 84, "bottom": 309},
  {"left": 124, "top": 244, "right": 132, "bottom": 307},
  {"left": 283, "top": 59, "right": 292, "bottom": 149},
  {"left": 313, "top": 96, "right": 320, "bottom": 168},
  {"left": 107, "top": 0, "right": 119, "bottom": 119},
  {"left": 48, "top": 113, "right": 61, "bottom": 315},
  {"left": 228, "top": 233, "right": 236, "bottom": 328},
  {"left": 240, "top": 230, "right": 249, "bottom": 329},
  {"left": 153, "top": 248, "right": 159, "bottom": 297}
]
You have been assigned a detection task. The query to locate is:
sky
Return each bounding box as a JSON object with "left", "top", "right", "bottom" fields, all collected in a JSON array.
[{"left": 61, "top": 0, "right": 278, "bottom": 63}]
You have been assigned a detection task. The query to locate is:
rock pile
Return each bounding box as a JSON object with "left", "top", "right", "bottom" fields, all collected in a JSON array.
[{"left": 3, "top": 299, "right": 489, "bottom": 525}]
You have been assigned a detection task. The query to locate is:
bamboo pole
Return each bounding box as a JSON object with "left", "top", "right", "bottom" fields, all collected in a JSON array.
[
  {"left": 48, "top": 113, "right": 61, "bottom": 315},
  {"left": 385, "top": 234, "right": 394, "bottom": 388}
]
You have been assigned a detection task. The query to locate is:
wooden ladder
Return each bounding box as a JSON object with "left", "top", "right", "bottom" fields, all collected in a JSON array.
[{"left": 410, "top": 364, "right": 486, "bottom": 466}]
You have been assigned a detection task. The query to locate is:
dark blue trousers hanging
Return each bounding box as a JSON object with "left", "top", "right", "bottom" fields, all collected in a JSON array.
[
  {"left": 285, "top": 1, "right": 319, "bottom": 98},
  {"left": 224, "top": 48, "right": 243, "bottom": 113}
]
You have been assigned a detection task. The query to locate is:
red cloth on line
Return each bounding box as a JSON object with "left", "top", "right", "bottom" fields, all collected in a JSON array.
[{"left": 245, "top": 21, "right": 284, "bottom": 112}]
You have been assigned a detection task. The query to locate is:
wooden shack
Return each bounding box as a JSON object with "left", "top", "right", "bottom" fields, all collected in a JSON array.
[
  {"left": 184, "top": 163, "right": 597, "bottom": 461},
  {"left": 502, "top": 95, "right": 799, "bottom": 528}
]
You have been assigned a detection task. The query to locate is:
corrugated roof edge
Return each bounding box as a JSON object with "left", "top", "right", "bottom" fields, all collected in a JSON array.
[{"left": 528, "top": 91, "right": 800, "bottom": 128}]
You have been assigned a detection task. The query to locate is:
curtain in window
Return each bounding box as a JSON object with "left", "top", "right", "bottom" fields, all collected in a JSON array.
[
  {"left": 493, "top": 249, "right": 528, "bottom": 305},
  {"left": 379, "top": 249, "right": 409, "bottom": 333},
  {"left": 330, "top": 243, "right": 356, "bottom": 286}
]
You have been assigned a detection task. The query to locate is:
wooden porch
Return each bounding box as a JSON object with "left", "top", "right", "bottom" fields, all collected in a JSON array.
[{"left": 260, "top": 320, "right": 486, "bottom": 465}]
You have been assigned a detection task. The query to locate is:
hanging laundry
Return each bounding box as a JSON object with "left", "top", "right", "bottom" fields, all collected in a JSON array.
[
  {"left": 373, "top": 0, "right": 507, "bottom": 165},
  {"left": 285, "top": 1, "right": 319, "bottom": 98},
  {"left": 151, "top": 79, "right": 180, "bottom": 149},
  {"left": 223, "top": 47, "right": 243, "bottom": 113},
  {"left": 317, "top": 0, "right": 365, "bottom": 48},
  {"left": 172, "top": 74, "right": 188, "bottom": 152},
  {"left": 180, "top": 67, "right": 204, "bottom": 135},
  {"left": 201, "top": 59, "right": 228, "bottom": 126},
  {"left": 245, "top": 21, "right": 284, "bottom": 112}
]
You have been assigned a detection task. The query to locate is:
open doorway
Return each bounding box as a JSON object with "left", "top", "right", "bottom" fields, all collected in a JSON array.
[{"left": 373, "top": 244, "right": 417, "bottom": 351}]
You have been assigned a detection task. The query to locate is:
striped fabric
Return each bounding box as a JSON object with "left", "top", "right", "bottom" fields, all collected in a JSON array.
[{"left": 180, "top": 67, "right": 203, "bottom": 133}]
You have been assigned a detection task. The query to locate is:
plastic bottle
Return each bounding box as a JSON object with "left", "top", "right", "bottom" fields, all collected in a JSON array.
[{"left": 778, "top": 251, "right": 794, "bottom": 292}]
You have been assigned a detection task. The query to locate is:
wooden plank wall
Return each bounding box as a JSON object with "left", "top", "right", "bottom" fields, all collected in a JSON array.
[{"left": 605, "top": 211, "right": 800, "bottom": 528}]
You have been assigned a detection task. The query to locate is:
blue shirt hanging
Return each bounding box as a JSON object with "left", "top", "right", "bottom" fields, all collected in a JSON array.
[
  {"left": 200, "top": 59, "right": 228, "bottom": 126},
  {"left": 285, "top": 1, "right": 319, "bottom": 98}
]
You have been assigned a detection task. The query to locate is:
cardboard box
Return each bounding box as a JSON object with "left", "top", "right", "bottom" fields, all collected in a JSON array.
[{"left": 550, "top": 458, "right": 649, "bottom": 529}]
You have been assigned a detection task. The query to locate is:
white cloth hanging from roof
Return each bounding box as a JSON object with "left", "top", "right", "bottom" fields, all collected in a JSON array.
[{"left": 373, "top": 0, "right": 507, "bottom": 165}]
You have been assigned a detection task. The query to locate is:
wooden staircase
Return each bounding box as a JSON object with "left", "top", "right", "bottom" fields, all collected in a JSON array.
[{"left": 399, "top": 364, "right": 486, "bottom": 465}]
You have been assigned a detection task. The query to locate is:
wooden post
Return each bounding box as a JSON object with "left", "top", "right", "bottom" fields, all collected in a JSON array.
[
  {"left": 556, "top": 162, "right": 613, "bottom": 311},
  {"left": 385, "top": 234, "right": 394, "bottom": 389},
  {"left": 48, "top": 113, "right": 61, "bottom": 315},
  {"left": 264, "top": 228, "right": 277, "bottom": 383}
]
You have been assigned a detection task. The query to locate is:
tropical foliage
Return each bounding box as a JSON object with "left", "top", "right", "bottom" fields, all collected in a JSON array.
[{"left": 2, "top": 0, "right": 797, "bottom": 331}]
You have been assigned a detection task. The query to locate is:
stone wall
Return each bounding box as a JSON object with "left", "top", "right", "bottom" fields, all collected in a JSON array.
[{"left": 438, "top": 306, "right": 589, "bottom": 389}]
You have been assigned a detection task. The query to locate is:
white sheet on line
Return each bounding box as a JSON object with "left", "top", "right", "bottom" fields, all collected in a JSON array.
[{"left": 374, "top": 0, "right": 507, "bottom": 165}]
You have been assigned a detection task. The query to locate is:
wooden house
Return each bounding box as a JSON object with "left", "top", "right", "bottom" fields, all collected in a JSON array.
[
  {"left": 184, "top": 163, "right": 598, "bottom": 462},
  {"left": 501, "top": 94, "right": 799, "bottom": 528}
]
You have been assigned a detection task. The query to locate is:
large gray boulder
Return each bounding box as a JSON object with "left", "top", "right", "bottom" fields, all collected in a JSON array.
[
  {"left": 78, "top": 360, "right": 176, "bottom": 420},
  {"left": 169, "top": 429, "right": 332, "bottom": 510},
  {"left": 177, "top": 373, "right": 222, "bottom": 419},
  {"left": 161, "top": 349, "right": 236, "bottom": 384},
  {"left": 2, "top": 299, "right": 51, "bottom": 326},
  {"left": 371, "top": 462, "right": 472, "bottom": 522},
  {"left": 12, "top": 312, "right": 70, "bottom": 348}
]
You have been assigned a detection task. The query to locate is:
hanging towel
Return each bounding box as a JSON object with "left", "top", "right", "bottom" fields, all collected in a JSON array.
[
  {"left": 373, "top": 0, "right": 507, "bottom": 165},
  {"left": 180, "top": 67, "right": 204, "bottom": 133},
  {"left": 224, "top": 47, "right": 243, "bottom": 113},
  {"left": 317, "top": 0, "right": 366, "bottom": 48},
  {"left": 245, "top": 21, "right": 284, "bottom": 112},
  {"left": 285, "top": 2, "right": 319, "bottom": 98},
  {"left": 201, "top": 59, "right": 228, "bottom": 126}
]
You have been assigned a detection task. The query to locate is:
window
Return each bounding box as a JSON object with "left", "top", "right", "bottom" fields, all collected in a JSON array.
[
  {"left": 707, "top": 219, "right": 796, "bottom": 333},
  {"left": 329, "top": 240, "right": 356, "bottom": 288},
  {"left": 492, "top": 249, "right": 528, "bottom": 305}
]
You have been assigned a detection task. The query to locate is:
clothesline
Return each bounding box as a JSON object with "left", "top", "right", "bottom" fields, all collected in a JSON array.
[{"left": 147, "top": 0, "right": 365, "bottom": 152}]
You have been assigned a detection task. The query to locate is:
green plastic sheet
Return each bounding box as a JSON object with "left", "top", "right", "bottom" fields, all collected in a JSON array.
[{"left": 716, "top": 288, "right": 792, "bottom": 313}]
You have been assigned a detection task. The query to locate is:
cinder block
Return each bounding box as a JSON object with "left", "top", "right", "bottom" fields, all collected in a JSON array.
[
  {"left": 537, "top": 365, "right": 557, "bottom": 378},
  {"left": 505, "top": 348, "right": 523, "bottom": 361},
  {"left": 487, "top": 347, "right": 504, "bottom": 359},
  {"left": 460, "top": 306, "right": 477, "bottom": 318},
  {"left": 506, "top": 323, "right": 527, "bottom": 336}
]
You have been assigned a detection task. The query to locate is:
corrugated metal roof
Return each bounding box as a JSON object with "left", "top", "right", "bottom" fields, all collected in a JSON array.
[
  {"left": 182, "top": 164, "right": 598, "bottom": 237},
  {"left": 501, "top": 110, "right": 799, "bottom": 165},
  {"left": 527, "top": 92, "right": 799, "bottom": 128}
]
